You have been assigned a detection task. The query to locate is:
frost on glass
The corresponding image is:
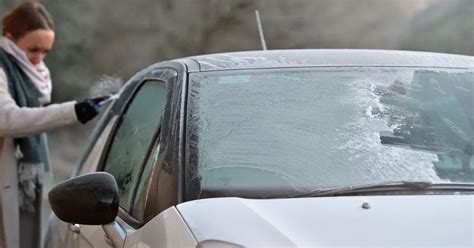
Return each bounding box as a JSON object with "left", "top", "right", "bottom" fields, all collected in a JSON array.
[
  {"left": 132, "top": 139, "right": 160, "bottom": 219},
  {"left": 188, "top": 68, "right": 474, "bottom": 196},
  {"left": 104, "top": 81, "right": 166, "bottom": 211}
]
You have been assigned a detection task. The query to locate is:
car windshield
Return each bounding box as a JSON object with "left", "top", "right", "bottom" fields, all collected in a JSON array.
[{"left": 186, "top": 67, "right": 474, "bottom": 199}]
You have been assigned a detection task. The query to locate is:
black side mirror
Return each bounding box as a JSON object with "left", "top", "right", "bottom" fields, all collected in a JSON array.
[{"left": 48, "top": 172, "right": 119, "bottom": 225}]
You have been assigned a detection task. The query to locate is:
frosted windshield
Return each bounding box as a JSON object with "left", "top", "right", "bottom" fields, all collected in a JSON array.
[{"left": 187, "top": 68, "right": 474, "bottom": 198}]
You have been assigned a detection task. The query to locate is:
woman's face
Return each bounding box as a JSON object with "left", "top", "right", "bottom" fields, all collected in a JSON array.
[{"left": 14, "top": 29, "right": 55, "bottom": 65}]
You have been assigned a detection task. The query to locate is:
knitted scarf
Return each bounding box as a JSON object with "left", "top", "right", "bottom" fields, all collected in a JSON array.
[{"left": 0, "top": 48, "right": 49, "bottom": 213}]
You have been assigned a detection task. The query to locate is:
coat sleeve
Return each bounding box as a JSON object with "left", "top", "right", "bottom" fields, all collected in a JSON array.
[{"left": 0, "top": 68, "right": 79, "bottom": 138}]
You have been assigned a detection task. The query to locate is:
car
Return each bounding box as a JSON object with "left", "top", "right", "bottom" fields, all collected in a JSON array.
[{"left": 45, "top": 49, "right": 474, "bottom": 247}]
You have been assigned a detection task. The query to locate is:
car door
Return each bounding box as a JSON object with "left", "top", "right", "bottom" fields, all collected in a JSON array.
[
  {"left": 45, "top": 68, "right": 179, "bottom": 248},
  {"left": 97, "top": 78, "right": 169, "bottom": 247}
]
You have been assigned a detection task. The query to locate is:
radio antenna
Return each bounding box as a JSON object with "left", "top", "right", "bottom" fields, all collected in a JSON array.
[{"left": 255, "top": 10, "right": 267, "bottom": 50}]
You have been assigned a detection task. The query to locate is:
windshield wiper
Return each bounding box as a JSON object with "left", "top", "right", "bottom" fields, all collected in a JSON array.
[{"left": 291, "top": 180, "right": 474, "bottom": 198}]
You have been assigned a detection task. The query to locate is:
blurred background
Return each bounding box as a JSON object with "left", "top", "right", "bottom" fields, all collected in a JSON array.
[{"left": 1, "top": 0, "right": 473, "bottom": 181}]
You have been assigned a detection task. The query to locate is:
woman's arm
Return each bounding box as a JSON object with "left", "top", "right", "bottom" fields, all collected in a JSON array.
[{"left": 0, "top": 68, "right": 79, "bottom": 137}]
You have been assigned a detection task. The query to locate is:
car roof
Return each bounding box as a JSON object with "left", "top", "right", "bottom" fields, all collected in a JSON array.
[{"left": 173, "top": 49, "right": 474, "bottom": 72}]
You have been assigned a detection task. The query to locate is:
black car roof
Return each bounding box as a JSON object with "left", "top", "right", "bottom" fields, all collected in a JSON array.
[{"left": 173, "top": 49, "right": 474, "bottom": 72}]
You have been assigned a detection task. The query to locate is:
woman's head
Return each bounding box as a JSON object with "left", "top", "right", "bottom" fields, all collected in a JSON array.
[{"left": 2, "top": 1, "right": 55, "bottom": 65}]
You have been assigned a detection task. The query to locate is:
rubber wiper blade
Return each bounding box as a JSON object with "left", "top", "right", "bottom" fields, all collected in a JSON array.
[{"left": 292, "top": 180, "right": 436, "bottom": 198}]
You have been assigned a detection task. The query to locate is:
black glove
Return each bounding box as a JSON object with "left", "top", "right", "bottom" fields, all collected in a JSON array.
[{"left": 74, "top": 96, "right": 109, "bottom": 124}]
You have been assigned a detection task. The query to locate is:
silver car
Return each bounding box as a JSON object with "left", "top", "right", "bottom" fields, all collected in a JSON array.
[{"left": 46, "top": 49, "right": 474, "bottom": 247}]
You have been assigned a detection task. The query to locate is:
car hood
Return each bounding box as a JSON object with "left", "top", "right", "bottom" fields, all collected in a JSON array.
[{"left": 176, "top": 195, "right": 474, "bottom": 247}]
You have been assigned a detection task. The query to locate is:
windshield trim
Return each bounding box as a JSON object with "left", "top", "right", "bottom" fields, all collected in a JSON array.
[{"left": 190, "top": 65, "right": 474, "bottom": 74}]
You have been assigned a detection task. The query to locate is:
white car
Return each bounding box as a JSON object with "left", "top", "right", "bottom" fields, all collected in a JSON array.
[{"left": 46, "top": 49, "right": 474, "bottom": 247}]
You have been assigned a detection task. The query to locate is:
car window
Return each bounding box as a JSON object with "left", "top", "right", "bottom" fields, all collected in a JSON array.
[
  {"left": 78, "top": 115, "right": 119, "bottom": 175},
  {"left": 131, "top": 135, "right": 161, "bottom": 220},
  {"left": 102, "top": 80, "right": 166, "bottom": 213},
  {"left": 186, "top": 68, "right": 474, "bottom": 199}
]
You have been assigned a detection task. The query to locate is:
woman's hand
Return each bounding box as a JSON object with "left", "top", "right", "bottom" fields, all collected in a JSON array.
[{"left": 74, "top": 96, "right": 110, "bottom": 124}]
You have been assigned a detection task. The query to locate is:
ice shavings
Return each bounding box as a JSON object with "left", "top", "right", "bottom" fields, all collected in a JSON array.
[{"left": 337, "top": 77, "right": 442, "bottom": 183}]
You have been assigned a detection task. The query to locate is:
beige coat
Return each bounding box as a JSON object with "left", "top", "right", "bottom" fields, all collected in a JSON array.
[{"left": 0, "top": 69, "right": 78, "bottom": 247}]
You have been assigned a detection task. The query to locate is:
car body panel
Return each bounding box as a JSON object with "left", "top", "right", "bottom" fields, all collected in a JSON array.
[
  {"left": 45, "top": 216, "right": 110, "bottom": 247},
  {"left": 134, "top": 207, "right": 197, "bottom": 247},
  {"left": 177, "top": 195, "right": 474, "bottom": 247},
  {"left": 46, "top": 207, "right": 197, "bottom": 248}
]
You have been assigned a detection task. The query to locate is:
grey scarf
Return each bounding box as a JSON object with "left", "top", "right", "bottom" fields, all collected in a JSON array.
[{"left": 0, "top": 48, "right": 49, "bottom": 213}]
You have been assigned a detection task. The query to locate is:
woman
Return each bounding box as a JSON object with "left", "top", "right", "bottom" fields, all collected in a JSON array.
[{"left": 0, "top": 2, "right": 104, "bottom": 247}]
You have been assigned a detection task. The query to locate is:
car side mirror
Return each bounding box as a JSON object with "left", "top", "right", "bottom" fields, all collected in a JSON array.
[{"left": 48, "top": 172, "right": 119, "bottom": 225}]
